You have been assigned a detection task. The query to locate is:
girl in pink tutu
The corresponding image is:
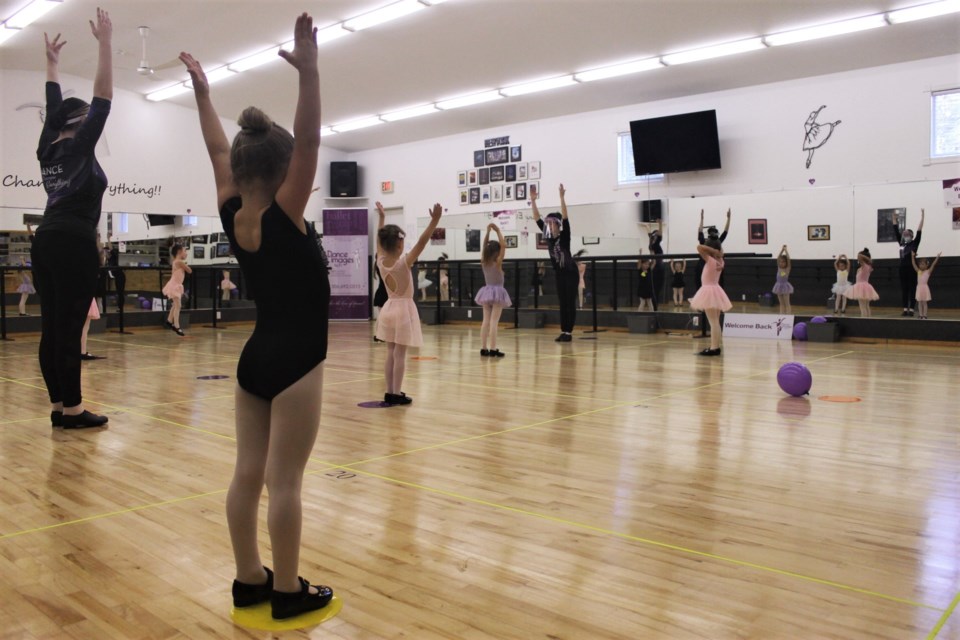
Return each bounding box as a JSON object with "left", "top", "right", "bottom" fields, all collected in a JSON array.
[
  {"left": 375, "top": 201, "right": 442, "bottom": 405},
  {"left": 911, "top": 251, "right": 941, "bottom": 320},
  {"left": 16, "top": 257, "right": 35, "bottom": 316},
  {"left": 475, "top": 223, "right": 512, "bottom": 357},
  {"left": 162, "top": 244, "right": 192, "bottom": 335},
  {"left": 689, "top": 238, "right": 732, "bottom": 356},
  {"left": 846, "top": 248, "right": 879, "bottom": 317},
  {"left": 832, "top": 254, "right": 852, "bottom": 315},
  {"left": 772, "top": 245, "right": 793, "bottom": 314},
  {"left": 80, "top": 299, "right": 103, "bottom": 360}
]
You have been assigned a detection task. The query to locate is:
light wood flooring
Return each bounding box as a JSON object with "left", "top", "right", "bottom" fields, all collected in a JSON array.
[{"left": 0, "top": 323, "right": 958, "bottom": 639}]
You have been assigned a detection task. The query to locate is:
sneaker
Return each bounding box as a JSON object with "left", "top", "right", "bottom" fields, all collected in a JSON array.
[
  {"left": 233, "top": 567, "right": 274, "bottom": 608},
  {"left": 490, "top": 349, "right": 505, "bottom": 358},
  {"left": 61, "top": 410, "right": 108, "bottom": 429},
  {"left": 480, "top": 349, "right": 490, "bottom": 356}
]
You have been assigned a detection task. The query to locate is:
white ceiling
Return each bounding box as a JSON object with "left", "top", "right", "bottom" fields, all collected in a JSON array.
[{"left": 2, "top": 0, "right": 958, "bottom": 153}]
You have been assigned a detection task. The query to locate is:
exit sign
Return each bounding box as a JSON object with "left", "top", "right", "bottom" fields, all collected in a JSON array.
[{"left": 380, "top": 181, "right": 394, "bottom": 194}]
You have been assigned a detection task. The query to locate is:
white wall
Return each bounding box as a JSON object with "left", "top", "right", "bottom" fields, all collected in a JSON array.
[{"left": 350, "top": 55, "right": 960, "bottom": 262}]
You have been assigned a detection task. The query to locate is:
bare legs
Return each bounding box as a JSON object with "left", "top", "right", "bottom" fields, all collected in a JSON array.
[
  {"left": 672, "top": 287, "right": 684, "bottom": 306},
  {"left": 18, "top": 293, "right": 29, "bottom": 315},
  {"left": 384, "top": 342, "right": 408, "bottom": 395},
  {"left": 227, "top": 363, "right": 324, "bottom": 593},
  {"left": 80, "top": 316, "right": 91, "bottom": 354},
  {"left": 637, "top": 298, "right": 654, "bottom": 312},
  {"left": 834, "top": 294, "right": 847, "bottom": 314},
  {"left": 706, "top": 308, "right": 722, "bottom": 350},
  {"left": 857, "top": 299, "right": 871, "bottom": 317},
  {"left": 167, "top": 297, "right": 182, "bottom": 328},
  {"left": 480, "top": 304, "right": 503, "bottom": 351},
  {"left": 777, "top": 294, "right": 792, "bottom": 314},
  {"left": 918, "top": 300, "right": 929, "bottom": 319}
]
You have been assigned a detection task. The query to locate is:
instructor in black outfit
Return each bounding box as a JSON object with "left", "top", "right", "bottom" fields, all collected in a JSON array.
[
  {"left": 532, "top": 184, "right": 578, "bottom": 342},
  {"left": 893, "top": 209, "right": 924, "bottom": 317},
  {"left": 696, "top": 208, "right": 731, "bottom": 289},
  {"left": 31, "top": 10, "right": 113, "bottom": 429}
]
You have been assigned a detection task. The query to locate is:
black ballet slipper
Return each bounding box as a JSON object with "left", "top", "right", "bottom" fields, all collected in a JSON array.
[
  {"left": 697, "top": 348, "right": 722, "bottom": 357},
  {"left": 51, "top": 411, "right": 63, "bottom": 428},
  {"left": 385, "top": 392, "right": 413, "bottom": 405},
  {"left": 232, "top": 567, "right": 273, "bottom": 608},
  {"left": 490, "top": 349, "right": 505, "bottom": 358},
  {"left": 480, "top": 349, "right": 490, "bottom": 356},
  {"left": 271, "top": 577, "right": 333, "bottom": 620},
  {"left": 61, "top": 411, "right": 108, "bottom": 429},
  {"left": 173, "top": 327, "right": 185, "bottom": 336}
]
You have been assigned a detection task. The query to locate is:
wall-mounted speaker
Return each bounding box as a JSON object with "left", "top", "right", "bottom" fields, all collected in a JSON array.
[
  {"left": 330, "top": 161, "right": 358, "bottom": 197},
  {"left": 639, "top": 199, "right": 662, "bottom": 223}
]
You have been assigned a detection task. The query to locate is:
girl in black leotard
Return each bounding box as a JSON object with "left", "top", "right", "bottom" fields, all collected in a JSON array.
[
  {"left": 181, "top": 14, "right": 334, "bottom": 622},
  {"left": 31, "top": 10, "right": 112, "bottom": 430}
]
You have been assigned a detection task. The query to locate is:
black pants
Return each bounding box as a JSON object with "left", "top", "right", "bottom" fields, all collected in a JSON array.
[
  {"left": 31, "top": 232, "right": 100, "bottom": 407},
  {"left": 110, "top": 267, "right": 126, "bottom": 309},
  {"left": 899, "top": 264, "right": 917, "bottom": 310},
  {"left": 555, "top": 270, "right": 579, "bottom": 333},
  {"left": 652, "top": 264, "right": 664, "bottom": 311}
]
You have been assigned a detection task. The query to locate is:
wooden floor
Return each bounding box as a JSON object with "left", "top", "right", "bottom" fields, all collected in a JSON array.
[{"left": 0, "top": 323, "right": 958, "bottom": 639}]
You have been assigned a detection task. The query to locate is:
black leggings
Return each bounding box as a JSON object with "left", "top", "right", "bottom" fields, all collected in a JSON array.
[
  {"left": 31, "top": 232, "right": 100, "bottom": 407},
  {"left": 555, "top": 270, "right": 579, "bottom": 333},
  {"left": 899, "top": 264, "right": 917, "bottom": 309}
]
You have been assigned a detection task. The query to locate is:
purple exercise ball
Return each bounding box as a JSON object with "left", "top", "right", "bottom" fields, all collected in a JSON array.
[
  {"left": 811, "top": 316, "right": 828, "bottom": 324},
  {"left": 141, "top": 299, "right": 151, "bottom": 309},
  {"left": 777, "top": 362, "right": 813, "bottom": 397},
  {"left": 792, "top": 322, "right": 808, "bottom": 341}
]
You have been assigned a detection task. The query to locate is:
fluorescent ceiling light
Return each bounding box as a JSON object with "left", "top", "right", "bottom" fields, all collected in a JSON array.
[
  {"left": 229, "top": 47, "right": 281, "bottom": 72},
  {"left": 764, "top": 15, "right": 887, "bottom": 46},
  {"left": 0, "top": 26, "right": 20, "bottom": 45},
  {"left": 320, "top": 127, "right": 337, "bottom": 137},
  {"left": 332, "top": 116, "right": 384, "bottom": 132},
  {"left": 500, "top": 75, "right": 578, "bottom": 97},
  {"left": 202, "top": 66, "right": 238, "bottom": 85},
  {"left": 574, "top": 58, "right": 663, "bottom": 82},
  {"left": 6, "top": 0, "right": 61, "bottom": 30},
  {"left": 316, "top": 24, "right": 350, "bottom": 44},
  {"left": 888, "top": 0, "right": 960, "bottom": 23},
  {"left": 662, "top": 37, "right": 766, "bottom": 65},
  {"left": 343, "top": 0, "right": 424, "bottom": 32},
  {"left": 146, "top": 83, "right": 191, "bottom": 102},
  {"left": 419, "top": 0, "right": 448, "bottom": 5},
  {"left": 436, "top": 90, "right": 504, "bottom": 110},
  {"left": 381, "top": 104, "right": 439, "bottom": 121}
]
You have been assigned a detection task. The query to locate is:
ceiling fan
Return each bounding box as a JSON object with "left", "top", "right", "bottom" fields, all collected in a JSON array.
[{"left": 130, "top": 26, "right": 179, "bottom": 80}]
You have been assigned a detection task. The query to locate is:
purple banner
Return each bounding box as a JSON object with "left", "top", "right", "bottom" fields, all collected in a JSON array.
[{"left": 323, "top": 209, "right": 370, "bottom": 320}]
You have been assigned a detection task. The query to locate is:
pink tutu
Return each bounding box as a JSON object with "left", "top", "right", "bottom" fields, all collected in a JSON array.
[
  {"left": 689, "top": 285, "right": 732, "bottom": 311},
  {"left": 375, "top": 298, "right": 423, "bottom": 347},
  {"left": 17, "top": 283, "right": 36, "bottom": 294},
  {"left": 162, "top": 282, "right": 184, "bottom": 299},
  {"left": 474, "top": 285, "right": 512, "bottom": 308},
  {"left": 87, "top": 299, "right": 100, "bottom": 320},
  {"left": 915, "top": 284, "right": 931, "bottom": 302},
  {"left": 846, "top": 283, "right": 879, "bottom": 301}
]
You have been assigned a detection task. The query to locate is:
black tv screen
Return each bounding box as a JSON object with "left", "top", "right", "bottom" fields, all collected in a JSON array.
[
  {"left": 629, "top": 110, "right": 721, "bottom": 175},
  {"left": 147, "top": 214, "right": 176, "bottom": 226}
]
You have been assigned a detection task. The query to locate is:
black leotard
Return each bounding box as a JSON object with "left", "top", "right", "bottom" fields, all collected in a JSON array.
[{"left": 220, "top": 197, "right": 330, "bottom": 400}]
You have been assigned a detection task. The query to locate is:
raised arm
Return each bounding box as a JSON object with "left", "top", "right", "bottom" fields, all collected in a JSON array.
[
  {"left": 859, "top": 251, "right": 872, "bottom": 266},
  {"left": 375, "top": 201, "right": 386, "bottom": 254},
  {"left": 929, "top": 252, "right": 941, "bottom": 273},
  {"left": 406, "top": 204, "right": 442, "bottom": 266},
  {"left": 697, "top": 244, "right": 721, "bottom": 260},
  {"left": 918, "top": 209, "right": 925, "bottom": 233},
  {"left": 89, "top": 8, "right": 112, "bottom": 101},
  {"left": 181, "top": 52, "right": 236, "bottom": 207},
  {"left": 492, "top": 224, "right": 506, "bottom": 264},
  {"left": 893, "top": 213, "right": 903, "bottom": 243},
  {"left": 44, "top": 32, "right": 65, "bottom": 84},
  {"left": 483, "top": 224, "right": 492, "bottom": 248},
  {"left": 275, "top": 13, "right": 321, "bottom": 222},
  {"left": 559, "top": 183, "right": 568, "bottom": 219},
  {"left": 698, "top": 209, "right": 704, "bottom": 234},
  {"left": 723, "top": 208, "right": 731, "bottom": 234},
  {"left": 679, "top": 258, "right": 686, "bottom": 273},
  {"left": 780, "top": 245, "right": 791, "bottom": 272},
  {"left": 530, "top": 188, "right": 541, "bottom": 221}
]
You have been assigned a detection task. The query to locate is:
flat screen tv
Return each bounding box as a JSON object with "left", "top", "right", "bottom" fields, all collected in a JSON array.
[
  {"left": 629, "top": 110, "right": 721, "bottom": 175},
  {"left": 147, "top": 214, "right": 176, "bottom": 226}
]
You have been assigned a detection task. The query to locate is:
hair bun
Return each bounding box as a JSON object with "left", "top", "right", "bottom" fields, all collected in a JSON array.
[{"left": 237, "top": 106, "right": 273, "bottom": 133}]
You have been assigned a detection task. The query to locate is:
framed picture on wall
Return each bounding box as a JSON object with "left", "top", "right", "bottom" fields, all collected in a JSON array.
[
  {"left": 465, "top": 228, "right": 481, "bottom": 252},
  {"left": 459, "top": 189, "right": 469, "bottom": 205},
  {"left": 504, "top": 184, "right": 513, "bottom": 200},
  {"left": 474, "top": 150, "right": 485, "bottom": 167},
  {"left": 491, "top": 184, "right": 503, "bottom": 202},
  {"left": 748, "top": 218, "right": 768, "bottom": 244},
  {"left": 528, "top": 181, "right": 539, "bottom": 198},
  {"left": 953, "top": 207, "right": 960, "bottom": 230},
  {"left": 192, "top": 234, "right": 208, "bottom": 244},
  {"left": 877, "top": 208, "right": 905, "bottom": 242},
  {"left": 216, "top": 242, "right": 232, "bottom": 257},
  {"left": 517, "top": 163, "right": 527, "bottom": 180},
  {"left": 481, "top": 186, "right": 491, "bottom": 203},
  {"left": 469, "top": 187, "right": 481, "bottom": 205},
  {"left": 515, "top": 183, "right": 527, "bottom": 200},
  {"left": 807, "top": 225, "right": 830, "bottom": 241},
  {"left": 457, "top": 170, "right": 467, "bottom": 187},
  {"left": 479, "top": 167, "right": 490, "bottom": 185},
  {"left": 505, "top": 164, "right": 517, "bottom": 182},
  {"left": 485, "top": 146, "right": 509, "bottom": 165},
  {"left": 528, "top": 161, "right": 541, "bottom": 180},
  {"left": 468, "top": 170, "right": 478, "bottom": 186},
  {"left": 193, "top": 246, "right": 205, "bottom": 259},
  {"left": 510, "top": 146, "right": 522, "bottom": 162},
  {"left": 430, "top": 228, "right": 446, "bottom": 245},
  {"left": 489, "top": 165, "right": 505, "bottom": 182},
  {"left": 505, "top": 235, "right": 518, "bottom": 248},
  {"left": 536, "top": 232, "right": 548, "bottom": 250},
  {"left": 582, "top": 237, "right": 600, "bottom": 245}
]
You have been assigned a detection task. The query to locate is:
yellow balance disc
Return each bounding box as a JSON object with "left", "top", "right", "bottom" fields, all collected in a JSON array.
[{"left": 231, "top": 596, "right": 343, "bottom": 631}]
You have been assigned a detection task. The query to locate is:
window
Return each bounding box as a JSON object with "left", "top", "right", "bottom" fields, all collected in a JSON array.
[
  {"left": 183, "top": 215, "right": 199, "bottom": 227},
  {"left": 932, "top": 88, "right": 960, "bottom": 158},
  {"left": 617, "top": 132, "right": 663, "bottom": 185},
  {"left": 117, "top": 213, "right": 129, "bottom": 233}
]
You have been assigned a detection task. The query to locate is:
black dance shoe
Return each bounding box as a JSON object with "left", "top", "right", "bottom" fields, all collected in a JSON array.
[
  {"left": 385, "top": 392, "right": 413, "bottom": 405},
  {"left": 61, "top": 411, "right": 108, "bottom": 429},
  {"left": 271, "top": 577, "right": 333, "bottom": 620},
  {"left": 232, "top": 567, "right": 274, "bottom": 608},
  {"left": 480, "top": 349, "right": 490, "bottom": 356},
  {"left": 489, "top": 349, "right": 505, "bottom": 358},
  {"left": 51, "top": 411, "right": 63, "bottom": 428},
  {"left": 173, "top": 326, "right": 185, "bottom": 336},
  {"left": 697, "top": 348, "right": 722, "bottom": 357}
]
